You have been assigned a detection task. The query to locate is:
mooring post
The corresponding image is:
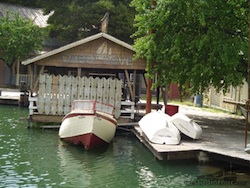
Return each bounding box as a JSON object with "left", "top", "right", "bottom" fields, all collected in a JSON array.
[{"left": 19, "top": 81, "right": 28, "bottom": 107}]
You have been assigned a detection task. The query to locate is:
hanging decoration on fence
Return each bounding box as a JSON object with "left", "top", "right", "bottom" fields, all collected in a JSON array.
[{"left": 37, "top": 74, "right": 122, "bottom": 118}]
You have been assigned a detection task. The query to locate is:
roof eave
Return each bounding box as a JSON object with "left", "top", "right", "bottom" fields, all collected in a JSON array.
[{"left": 21, "top": 32, "right": 134, "bottom": 66}]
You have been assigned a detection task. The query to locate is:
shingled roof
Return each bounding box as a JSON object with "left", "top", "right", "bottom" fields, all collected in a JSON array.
[{"left": 0, "top": 2, "right": 51, "bottom": 27}]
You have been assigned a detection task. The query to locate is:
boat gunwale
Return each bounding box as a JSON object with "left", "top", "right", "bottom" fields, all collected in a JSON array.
[{"left": 72, "top": 100, "right": 115, "bottom": 116}]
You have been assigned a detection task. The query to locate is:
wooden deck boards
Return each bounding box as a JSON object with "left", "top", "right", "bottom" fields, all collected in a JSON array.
[{"left": 133, "top": 111, "right": 250, "bottom": 167}]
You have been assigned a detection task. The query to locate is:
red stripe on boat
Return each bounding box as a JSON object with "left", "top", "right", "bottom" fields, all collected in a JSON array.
[{"left": 63, "top": 133, "right": 108, "bottom": 150}]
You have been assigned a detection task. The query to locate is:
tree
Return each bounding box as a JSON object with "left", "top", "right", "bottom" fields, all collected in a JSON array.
[
  {"left": 37, "top": 0, "right": 136, "bottom": 44},
  {"left": 1, "top": 0, "right": 136, "bottom": 44},
  {"left": 0, "top": 12, "right": 47, "bottom": 81},
  {"left": 108, "top": 1, "right": 136, "bottom": 43},
  {"left": 0, "top": 0, "right": 40, "bottom": 7},
  {"left": 131, "top": 0, "right": 248, "bottom": 97}
]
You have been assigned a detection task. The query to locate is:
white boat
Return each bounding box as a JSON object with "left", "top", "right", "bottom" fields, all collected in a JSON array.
[
  {"left": 168, "top": 113, "right": 202, "bottom": 139},
  {"left": 245, "top": 143, "right": 250, "bottom": 154},
  {"left": 244, "top": 148, "right": 250, "bottom": 153},
  {"left": 59, "top": 100, "right": 117, "bottom": 150},
  {"left": 240, "top": 106, "right": 250, "bottom": 124},
  {"left": 138, "top": 111, "right": 181, "bottom": 145}
]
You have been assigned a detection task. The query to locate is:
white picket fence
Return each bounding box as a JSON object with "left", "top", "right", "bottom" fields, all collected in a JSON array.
[{"left": 28, "top": 74, "right": 135, "bottom": 119}]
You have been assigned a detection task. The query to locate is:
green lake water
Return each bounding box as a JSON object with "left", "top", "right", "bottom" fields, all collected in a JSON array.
[{"left": 0, "top": 105, "right": 249, "bottom": 188}]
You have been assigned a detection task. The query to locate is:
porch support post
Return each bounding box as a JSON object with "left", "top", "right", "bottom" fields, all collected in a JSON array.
[
  {"left": 124, "top": 70, "right": 134, "bottom": 101},
  {"left": 29, "top": 64, "right": 34, "bottom": 93},
  {"left": 16, "top": 60, "right": 20, "bottom": 86},
  {"left": 133, "top": 70, "right": 136, "bottom": 102}
]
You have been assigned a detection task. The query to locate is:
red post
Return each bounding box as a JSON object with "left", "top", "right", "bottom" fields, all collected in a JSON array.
[{"left": 146, "top": 78, "right": 152, "bottom": 114}]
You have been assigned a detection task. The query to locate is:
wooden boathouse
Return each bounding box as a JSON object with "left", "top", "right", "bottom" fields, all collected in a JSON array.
[{"left": 21, "top": 32, "right": 147, "bottom": 123}]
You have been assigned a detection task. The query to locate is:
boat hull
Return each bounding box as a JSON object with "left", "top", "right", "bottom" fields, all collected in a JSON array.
[
  {"left": 139, "top": 111, "right": 181, "bottom": 145},
  {"left": 169, "top": 113, "right": 202, "bottom": 139},
  {"left": 59, "top": 113, "right": 117, "bottom": 150}
]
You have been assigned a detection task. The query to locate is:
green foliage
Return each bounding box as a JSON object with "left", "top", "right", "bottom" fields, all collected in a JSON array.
[
  {"left": 131, "top": 0, "right": 248, "bottom": 95},
  {"left": 0, "top": 0, "right": 40, "bottom": 7},
  {"left": 108, "top": 1, "right": 136, "bottom": 43},
  {"left": 0, "top": 12, "right": 47, "bottom": 67},
  {"left": 37, "top": 0, "right": 136, "bottom": 43},
  {"left": 2, "top": 0, "right": 136, "bottom": 44}
]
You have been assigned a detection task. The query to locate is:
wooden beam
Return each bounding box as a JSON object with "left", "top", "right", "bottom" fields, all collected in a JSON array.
[
  {"left": 143, "top": 74, "right": 147, "bottom": 88},
  {"left": 36, "top": 58, "right": 146, "bottom": 71},
  {"left": 30, "top": 114, "right": 63, "bottom": 123},
  {"left": 133, "top": 70, "right": 136, "bottom": 101},
  {"left": 33, "top": 66, "right": 44, "bottom": 93},
  {"left": 29, "top": 64, "right": 34, "bottom": 93},
  {"left": 124, "top": 70, "right": 134, "bottom": 101},
  {"left": 146, "top": 77, "right": 152, "bottom": 113}
]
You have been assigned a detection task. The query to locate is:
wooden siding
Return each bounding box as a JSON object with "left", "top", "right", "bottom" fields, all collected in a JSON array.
[
  {"left": 34, "top": 38, "right": 145, "bottom": 70},
  {"left": 204, "top": 80, "right": 248, "bottom": 113},
  {"left": 37, "top": 74, "right": 122, "bottom": 119}
]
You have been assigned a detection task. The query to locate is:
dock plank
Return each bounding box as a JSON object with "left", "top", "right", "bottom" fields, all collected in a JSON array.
[
  {"left": 133, "top": 119, "right": 250, "bottom": 166},
  {"left": 0, "top": 96, "right": 19, "bottom": 105}
]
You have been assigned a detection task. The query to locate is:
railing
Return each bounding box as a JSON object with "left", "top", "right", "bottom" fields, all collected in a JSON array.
[
  {"left": 28, "top": 96, "right": 37, "bottom": 115},
  {"left": 120, "top": 101, "right": 135, "bottom": 119},
  {"left": 19, "top": 74, "right": 31, "bottom": 86}
]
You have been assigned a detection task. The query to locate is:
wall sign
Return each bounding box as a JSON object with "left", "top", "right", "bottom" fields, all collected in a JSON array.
[{"left": 62, "top": 54, "right": 133, "bottom": 66}]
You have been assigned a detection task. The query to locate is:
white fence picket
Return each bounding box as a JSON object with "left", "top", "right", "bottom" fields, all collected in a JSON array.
[
  {"left": 78, "top": 76, "right": 84, "bottom": 99},
  {"left": 51, "top": 75, "right": 58, "bottom": 115},
  {"left": 44, "top": 74, "right": 52, "bottom": 115},
  {"left": 97, "top": 77, "right": 103, "bottom": 102},
  {"left": 58, "top": 75, "right": 66, "bottom": 115},
  {"left": 84, "top": 77, "right": 90, "bottom": 100},
  {"left": 36, "top": 74, "right": 122, "bottom": 118},
  {"left": 38, "top": 74, "right": 45, "bottom": 114},
  {"left": 64, "top": 76, "right": 72, "bottom": 114},
  {"left": 114, "top": 79, "right": 122, "bottom": 118}
]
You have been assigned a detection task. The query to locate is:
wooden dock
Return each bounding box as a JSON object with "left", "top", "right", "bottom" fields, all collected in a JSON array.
[
  {"left": 132, "top": 107, "right": 250, "bottom": 168},
  {"left": 0, "top": 87, "right": 28, "bottom": 106},
  {"left": 38, "top": 122, "right": 138, "bottom": 129},
  {"left": 0, "top": 95, "right": 19, "bottom": 105}
]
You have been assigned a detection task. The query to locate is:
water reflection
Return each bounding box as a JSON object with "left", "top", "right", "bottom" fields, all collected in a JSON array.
[
  {"left": 57, "top": 141, "right": 116, "bottom": 187},
  {"left": 58, "top": 145, "right": 91, "bottom": 186}
]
